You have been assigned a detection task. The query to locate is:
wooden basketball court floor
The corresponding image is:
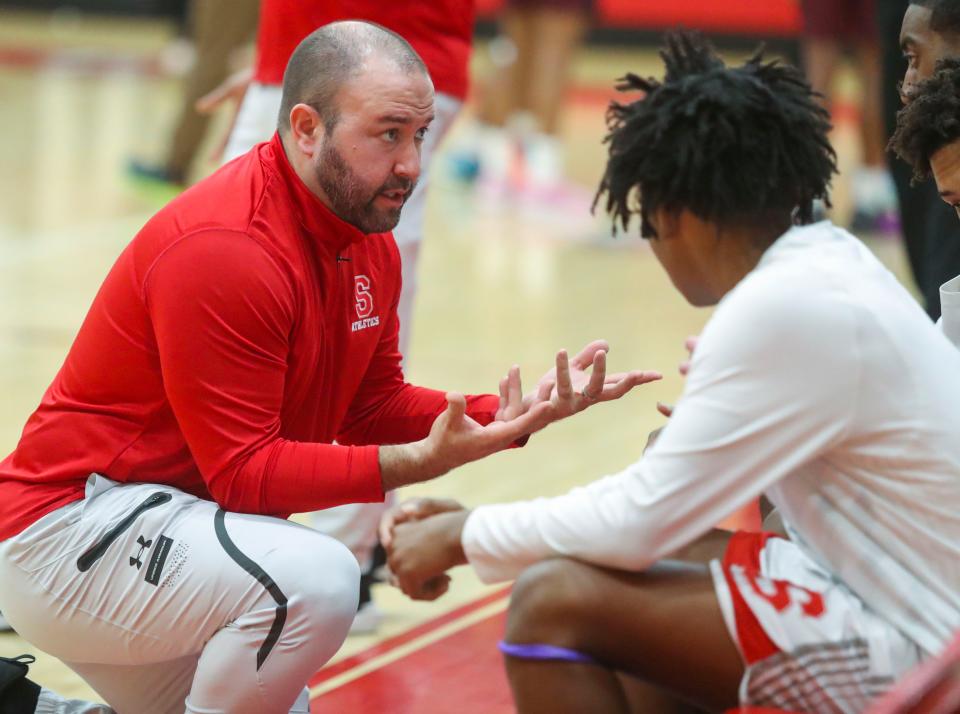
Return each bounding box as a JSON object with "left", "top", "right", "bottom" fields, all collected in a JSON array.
[{"left": 0, "top": 9, "right": 911, "bottom": 711}]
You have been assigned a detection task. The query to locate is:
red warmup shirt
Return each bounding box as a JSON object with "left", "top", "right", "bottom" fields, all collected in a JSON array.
[
  {"left": 254, "top": 0, "right": 476, "bottom": 100},
  {"left": 0, "top": 133, "right": 500, "bottom": 541}
]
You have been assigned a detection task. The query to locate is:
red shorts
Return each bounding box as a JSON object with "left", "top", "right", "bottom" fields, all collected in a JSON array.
[{"left": 711, "top": 531, "right": 922, "bottom": 712}]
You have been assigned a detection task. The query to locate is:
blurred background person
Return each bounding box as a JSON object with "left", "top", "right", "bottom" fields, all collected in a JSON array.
[
  {"left": 129, "top": 0, "right": 259, "bottom": 186},
  {"left": 800, "top": 0, "right": 901, "bottom": 235},
  {"left": 448, "top": 0, "right": 593, "bottom": 206}
]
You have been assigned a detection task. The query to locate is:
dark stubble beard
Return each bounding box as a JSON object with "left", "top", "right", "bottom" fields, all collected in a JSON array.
[{"left": 314, "top": 140, "right": 417, "bottom": 234}]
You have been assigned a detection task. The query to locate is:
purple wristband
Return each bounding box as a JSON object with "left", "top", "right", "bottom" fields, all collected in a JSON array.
[{"left": 498, "top": 641, "right": 601, "bottom": 666}]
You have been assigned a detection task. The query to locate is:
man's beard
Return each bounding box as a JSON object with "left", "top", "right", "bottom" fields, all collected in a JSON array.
[{"left": 315, "top": 141, "right": 416, "bottom": 234}]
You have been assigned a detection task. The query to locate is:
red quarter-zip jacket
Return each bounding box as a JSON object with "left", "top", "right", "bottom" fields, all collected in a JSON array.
[{"left": 0, "top": 134, "right": 499, "bottom": 541}]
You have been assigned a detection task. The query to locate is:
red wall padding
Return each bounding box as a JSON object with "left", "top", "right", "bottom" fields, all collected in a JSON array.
[{"left": 476, "top": 0, "right": 802, "bottom": 36}]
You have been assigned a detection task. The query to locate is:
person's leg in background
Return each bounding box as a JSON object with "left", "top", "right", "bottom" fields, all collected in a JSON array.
[
  {"left": 518, "top": 0, "right": 590, "bottom": 196},
  {"left": 851, "top": 0, "right": 901, "bottom": 234},
  {"left": 131, "top": 0, "right": 259, "bottom": 185},
  {"left": 0, "top": 476, "right": 359, "bottom": 714}
]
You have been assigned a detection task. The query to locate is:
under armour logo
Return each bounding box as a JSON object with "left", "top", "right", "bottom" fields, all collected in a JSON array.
[{"left": 130, "top": 535, "right": 152, "bottom": 570}]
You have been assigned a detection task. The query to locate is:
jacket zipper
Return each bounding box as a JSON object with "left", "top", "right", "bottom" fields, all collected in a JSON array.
[{"left": 76, "top": 491, "right": 172, "bottom": 572}]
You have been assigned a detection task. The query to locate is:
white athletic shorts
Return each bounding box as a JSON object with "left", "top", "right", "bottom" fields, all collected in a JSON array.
[
  {"left": 710, "top": 531, "right": 924, "bottom": 713},
  {"left": 0, "top": 475, "right": 359, "bottom": 714}
]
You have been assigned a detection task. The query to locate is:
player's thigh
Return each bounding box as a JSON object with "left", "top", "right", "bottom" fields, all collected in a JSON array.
[{"left": 507, "top": 557, "right": 742, "bottom": 709}]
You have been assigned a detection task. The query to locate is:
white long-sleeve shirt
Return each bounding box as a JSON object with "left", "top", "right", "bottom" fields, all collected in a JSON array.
[
  {"left": 462, "top": 221, "right": 960, "bottom": 656},
  {"left": 941, "top": 274, "right": 960, "bottom": 349}
]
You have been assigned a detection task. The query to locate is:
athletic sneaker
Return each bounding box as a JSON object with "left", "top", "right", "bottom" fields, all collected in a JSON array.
[{"left": 0, "top": 655, "right": 40, "bottom": 714}]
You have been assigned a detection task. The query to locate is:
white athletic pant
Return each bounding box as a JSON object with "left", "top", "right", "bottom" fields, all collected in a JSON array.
[
  {"left": 225, "top": 83, "right": 462, "bottom": 569},
  {"left": 0, "top": 475, "right": 359, "bottom": 714}
]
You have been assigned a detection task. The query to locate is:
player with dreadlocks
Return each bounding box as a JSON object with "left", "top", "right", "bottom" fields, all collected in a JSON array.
[{"left": 378, "top": 31, "right": 960, "bottom": 712}]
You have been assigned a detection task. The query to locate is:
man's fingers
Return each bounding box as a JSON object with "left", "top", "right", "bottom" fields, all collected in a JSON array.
[
  {"left": 489, "top": 400, "right": 556, "bottom": 444},
  {"left": 601, "top": 370, "right": 662, "bottom": 387},
  {"left": 684, "top": 335, "right": 699, "bottom": 355},
  {"left": 507, "top": 365, "right": 523, "bottom": 412},
  {"left": 569, "top": 339, "right": 609, "bottom": 369},
  {"left": 498, "top": 376, "right": 509, "bottom": 415},
  {"left": 555, "top": 350, "right": 574, "bottom": 400},
  {"left": 584, "top": 350, "right": 607, "bottom": 397},
  {"left": 679, "top": 360, "right": 691, "bottom": 376},
  {"left": 444, "top": 392, "right": 467, "bottom": 423},
  {"left": 597, "top": 371, "right": 662, "bottom": 401},
  {"left": 379, "top": 513, "right": 396, "bottom": 547},
  {"left": 417, "top": 575, "right": 452, "bottom": 601},
  {"left": 536, "top": 378, "right": 555, "bottom": 403},
  {"left": 656, "top": 401, "right": 674, "bottom": 418}
]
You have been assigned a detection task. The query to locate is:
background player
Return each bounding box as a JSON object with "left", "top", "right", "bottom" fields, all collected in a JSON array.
[{"left": 382, "top": 32, "right": 960, "bottom": 713}]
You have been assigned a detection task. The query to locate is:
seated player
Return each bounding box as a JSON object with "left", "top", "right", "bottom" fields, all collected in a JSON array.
[
  {"left": 0, "top": 21, "right": 658, "bottom": 714},
  {"left": 889, "top": 56, "right": 960, "bottom": 349},
  {"left": 382, "top": 32, "right": 960, "bottom": 713}
]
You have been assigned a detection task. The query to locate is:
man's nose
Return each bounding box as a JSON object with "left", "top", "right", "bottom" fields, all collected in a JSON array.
[
  {"left": 393, "top": 141, "right": 421, "bottom": 182},
  {"left": 901, "top": 74, "right": 917, "bottom": 104}
]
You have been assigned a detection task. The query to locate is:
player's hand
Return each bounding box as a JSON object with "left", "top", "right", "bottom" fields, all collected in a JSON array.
[
  {"left": 423, "top": 392, "right": 556, "bottom": 477},
  {"left": 654, "top": 335, "right": 699, "bottom": 418},
  {"left": 195, "top": 66, "right": 254, "bottom": 162},
  {"left": 379, "top": 497, "right": 466, "bottom": 549},
  {"left": 387, "top": 510, "right": 470, "bottom": 601},
  {"left": 195, "top": 66, "right": 253, "bottom": 115}
]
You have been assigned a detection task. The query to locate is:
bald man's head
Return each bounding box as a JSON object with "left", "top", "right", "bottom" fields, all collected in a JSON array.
[{"left": 278, "top": 20, "right": 429, "bottom": 135}]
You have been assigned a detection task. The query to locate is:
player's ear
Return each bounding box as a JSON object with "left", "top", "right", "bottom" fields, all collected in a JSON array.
[{"left": 288, "top": 103, "right": 325, "bottom": 157}]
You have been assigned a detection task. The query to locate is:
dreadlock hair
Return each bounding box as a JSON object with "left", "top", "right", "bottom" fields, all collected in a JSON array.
[
  {"left": 912, "top": 0, "right": 960, "bottom": 37},
  {"left": 595, "top": 31, "right": 837, "bottom": 242},
  {"left": 889, "top": 57, "right": 960, "bottom": 181}
]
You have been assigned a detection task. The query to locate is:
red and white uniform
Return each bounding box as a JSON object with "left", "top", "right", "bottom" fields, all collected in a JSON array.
[
  {"left": 462, "top": 222, "right": 960, "bottom": 712},
  {"left": 0, "top": 135, "right": 500, "bottom": 713}
]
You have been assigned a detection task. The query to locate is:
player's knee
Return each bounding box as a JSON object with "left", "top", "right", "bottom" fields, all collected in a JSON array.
[
  {"left": 505, "top": 558, "right": 589, "bottom": 645},
  {"left": 274, "top": 535, "right": 360, "bottom": 648}
]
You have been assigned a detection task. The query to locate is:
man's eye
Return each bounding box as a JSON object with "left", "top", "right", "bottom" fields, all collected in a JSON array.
[
  {"left": 383, "top": 129, "right": 399, "bottom": 142},
  {"left": 415, "top": 127, "right": 428, "bottom": 141}
]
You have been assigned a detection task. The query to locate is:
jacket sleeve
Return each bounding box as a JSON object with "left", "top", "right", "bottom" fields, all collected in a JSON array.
[{"left": 144, "top": 230, "right": 384, "bottom": 515}]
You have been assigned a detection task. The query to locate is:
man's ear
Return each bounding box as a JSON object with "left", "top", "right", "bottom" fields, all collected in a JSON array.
[{"left": 287, "top": 103, "right": 324, "bottom": 158}]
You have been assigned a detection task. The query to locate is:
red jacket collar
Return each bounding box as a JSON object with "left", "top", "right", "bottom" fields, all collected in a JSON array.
[{"left": 265, "top": 132, "right": 369, "bottom": 251}]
